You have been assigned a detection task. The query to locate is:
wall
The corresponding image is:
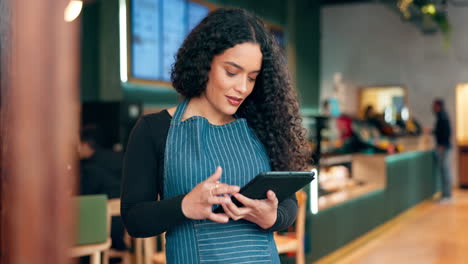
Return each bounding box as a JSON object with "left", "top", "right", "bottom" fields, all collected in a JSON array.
[
  {"left": 321, "top": 3, "right": 468, "bottom": 180},
  {"left": 80, "top": 2, "right": 100, "bottom": 101},
  {"left": 99, "top": 0, "right": 122, "bottom": 101},
  {"left": 81, "top": 0, "right": 122, "bottom": 102},
  {"left": 293, "top": 0, "right": 321, "bottom": 112}
]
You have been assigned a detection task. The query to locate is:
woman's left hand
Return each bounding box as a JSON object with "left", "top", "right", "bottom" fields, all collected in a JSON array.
[{"left": 221, "top": 190, "right": 278, "bottom": 229}]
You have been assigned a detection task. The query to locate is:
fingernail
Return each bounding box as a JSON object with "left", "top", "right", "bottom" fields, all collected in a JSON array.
[{"left": 224, "top": 198, "right": 231, "bottom": 203}]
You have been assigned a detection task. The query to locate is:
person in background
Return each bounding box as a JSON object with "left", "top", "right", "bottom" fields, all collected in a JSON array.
[
  {"left": 335, "top": 115, "right": 388, "bottom": 154},
  {"left": 363, "top": 105, "right": 380, "bottom": 128},
  {"left": 321, "top": 99, "right": 330, "bottom": 117},
  {"left": 432, "top": 99, "right": 452, "bottom": 202},
  {"left": 364, "top": 105, "right": 399, "bottom": 137},
  {"left": 79, "top": 126, "right": 122, "bottom": 198},
  {"left": 78, "top": 126, "right": 127, "bottom": 253}
]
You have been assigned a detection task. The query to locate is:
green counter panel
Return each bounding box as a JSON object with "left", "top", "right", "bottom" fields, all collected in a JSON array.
[
  {"left": 385, "top": 151, "right": 437, "bottom": 219},
  {"left": 307, "top": 190, "right": 386, "bottom": 262}
]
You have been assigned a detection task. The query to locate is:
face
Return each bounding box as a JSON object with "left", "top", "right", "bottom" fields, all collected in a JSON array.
[
  {"left": 78, "top": 141, "right": 94, "bottom": 159},
  {"left": 433, "top": 103, "right": 441, "bottom": 113},
  {"left": 201, "top": 42, "right": 262, "bottom": 117}
]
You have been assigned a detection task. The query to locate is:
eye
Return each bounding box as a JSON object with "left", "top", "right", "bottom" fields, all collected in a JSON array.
[
  {"left": 248, "top": 77, "right": 256, "bottom": 82},
  {"left": 226, "top": 70, "right": 236, "bottom": 77}
]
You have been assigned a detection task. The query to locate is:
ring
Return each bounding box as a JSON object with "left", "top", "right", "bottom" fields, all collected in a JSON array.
[{"left": 210, "top": 181, "right": 221, "bottom": 197}]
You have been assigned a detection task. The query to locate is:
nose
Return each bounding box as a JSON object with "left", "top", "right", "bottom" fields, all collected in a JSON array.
[{"left": 234, "top": 76, "right": 249, "bottom": 94}]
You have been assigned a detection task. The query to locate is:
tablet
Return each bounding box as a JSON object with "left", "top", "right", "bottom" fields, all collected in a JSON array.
[{"left": 213, "top": 171, "right": 315, "bottom": 213}]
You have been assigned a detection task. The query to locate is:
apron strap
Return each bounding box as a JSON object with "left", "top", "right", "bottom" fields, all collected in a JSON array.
[{"left": 172, "top": 99, "right": 189, "bottom": 124}]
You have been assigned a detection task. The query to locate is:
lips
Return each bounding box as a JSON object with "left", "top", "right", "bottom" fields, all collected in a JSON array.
[{"left": 226, "top": 96, "right": 243, "bottom": 107}]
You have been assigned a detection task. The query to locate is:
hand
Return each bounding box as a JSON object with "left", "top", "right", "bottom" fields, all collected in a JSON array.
[
  {"left": 181, "top": 166, "right": 240, "bottom": 223},
  {"left": 221, "top": 190, "right": 278, "bottom": 229}
]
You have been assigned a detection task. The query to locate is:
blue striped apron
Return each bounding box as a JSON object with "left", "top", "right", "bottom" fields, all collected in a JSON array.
[{"left": 163, "top": 99, "right": 280, "bottom": 264}]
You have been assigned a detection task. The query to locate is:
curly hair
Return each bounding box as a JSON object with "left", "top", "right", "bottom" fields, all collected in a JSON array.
[{"left": 171, "top": 8, "right": 311, "bottom": 171}]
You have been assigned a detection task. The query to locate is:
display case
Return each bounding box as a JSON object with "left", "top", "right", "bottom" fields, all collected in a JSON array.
[
  {"left": 303, "top": 106, "right": 428, "bottom": 209},
  {"left": 303, "top": 115, "right": 387, "bottom": 204}
]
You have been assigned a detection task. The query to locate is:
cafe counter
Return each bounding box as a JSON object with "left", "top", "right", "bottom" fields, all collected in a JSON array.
[{"left": 304, "top": 150, "right": 438, "bottom": 262}]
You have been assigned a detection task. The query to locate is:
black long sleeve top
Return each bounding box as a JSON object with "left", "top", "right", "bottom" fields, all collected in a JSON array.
[
  {"left": 80, "top": 148, "right": 123, "bottom": 199},
  {"left": 121, "top": 110, "right": 298, "bottom": 238},
  {"left": 434, "top": 111, "right": 451, "bottom": 147}
]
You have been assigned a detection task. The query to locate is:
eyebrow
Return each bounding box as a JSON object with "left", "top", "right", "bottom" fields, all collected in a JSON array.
[{"left": 224, "top": 61, "right": 261, "bottom": 73}]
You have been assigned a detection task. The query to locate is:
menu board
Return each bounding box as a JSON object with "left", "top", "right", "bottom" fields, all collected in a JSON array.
[
  {"left": 187, "top": 1, "right": 209, "bottom": 33},
  {"left": 161, "top": 0, "right": 185, "bottom": 81},
  {"left": 131, "top": 0, "right": 161, "bottom": 80},
  {"left": 130, "top": 0, "right": 209, "bottom": 82}
]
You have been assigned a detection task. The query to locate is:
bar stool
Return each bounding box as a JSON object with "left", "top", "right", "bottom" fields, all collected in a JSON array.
[
  {"left": 70, "top": 195, "right": 111, "bottom": 264},
  {"left": 103, "top": 198, "right": 131, "bottom": 264},
  {"left": 274, "top": 191, "right": 307, "bottom": 264}
]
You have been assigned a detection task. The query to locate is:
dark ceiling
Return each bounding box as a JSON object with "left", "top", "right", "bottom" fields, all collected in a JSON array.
[
  {"left": 320, "top": 0, "right": 374, "bottom": 5},
  {"left": 320, "top": 0, "right": 397, "bottom": 6}
]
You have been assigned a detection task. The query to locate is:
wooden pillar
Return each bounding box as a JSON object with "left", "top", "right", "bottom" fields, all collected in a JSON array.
[
  {"left": 0, "top": 0, "right": 9, "bottom": 260},
  {"left": 0, "top": 0, "right": 80, "bottom": 263}
]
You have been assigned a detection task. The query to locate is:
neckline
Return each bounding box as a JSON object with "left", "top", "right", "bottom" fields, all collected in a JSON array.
[
  {"left": 180, "top": 115, "right": 245, "bottom": 128},
  {"left": 171, "top": 100, "right": 245, "bottom": 127}
]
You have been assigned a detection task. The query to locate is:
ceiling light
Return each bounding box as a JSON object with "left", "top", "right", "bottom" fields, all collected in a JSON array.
[
  {"left": 64, "top": 0, "right": 83, "bottom": 22},
  {"left": 422, "top": 4, "right": 437, "bottom": 15}
]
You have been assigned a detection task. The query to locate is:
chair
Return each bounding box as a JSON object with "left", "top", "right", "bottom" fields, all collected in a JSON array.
[
  {"left": 131, "top": 234, "right": 165, "bottom": 264},
  {"left": 133, "top": 235, "right": 166, "bottom": 264},
  {"left": 71, "top": 195, "right": 111, "bottom": 264},
  {"left": 103, "top": 198, "right": 131, "bottom": 264},
  {"left": 134, "top": 238, "right": 144, "bottom": 264},
  {"left": 274, "top": 191, "right": 307, "bottom": 264},
  {"left": 151, "top": 234, "right": 166, "bottom": 264}
]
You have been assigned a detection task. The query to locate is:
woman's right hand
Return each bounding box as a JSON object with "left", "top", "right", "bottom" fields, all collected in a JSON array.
[{"left": 181, "top": 166, "right": 240, "bottom": 223}]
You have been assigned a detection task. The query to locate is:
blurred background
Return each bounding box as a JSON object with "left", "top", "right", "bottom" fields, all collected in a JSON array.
[{"left": 1, "top": 0, "right": 467, "bottom": 263}]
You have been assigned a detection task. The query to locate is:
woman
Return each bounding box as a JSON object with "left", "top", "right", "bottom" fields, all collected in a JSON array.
[{"left": 121, "top": 8, "right": 310, "bottom": 264}]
